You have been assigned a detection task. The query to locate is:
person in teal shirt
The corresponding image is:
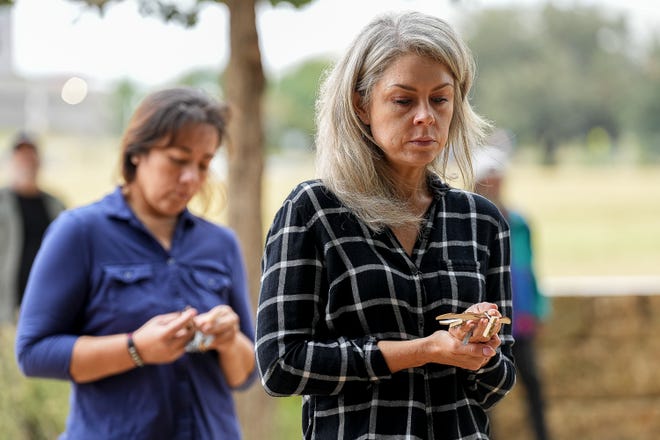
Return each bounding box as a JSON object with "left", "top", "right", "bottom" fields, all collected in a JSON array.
[{"left": 474, "top": 144, "right": 551, "bottom": 440}]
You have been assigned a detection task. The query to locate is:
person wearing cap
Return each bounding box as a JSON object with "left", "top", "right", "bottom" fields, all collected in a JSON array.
[
  {"left": 474, "top": 145, "right": 551, "bottom": 440},
  {"left": 0, "top": 132, "right": 66, "bottom": 323}
]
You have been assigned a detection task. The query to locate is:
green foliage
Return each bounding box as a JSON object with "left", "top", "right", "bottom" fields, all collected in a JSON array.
[
  {"left": 67, "top": 0, "right": 201, "bottom": 26},
  {"left": 176, "top": 68, "right": 224, "bottom": 98},
  {"left": 109, "top": 68, "right": 225, "bottom": 135},
  {"left": 265, "top": 58, "right": 332, "bottom": 151},
  {"left": 628, "top": 37, "right": 660, "bottom": 158},
  {"left": 111, "top": 78, "right": 144, "bottom": 134},
  {"left": 268, "top": 0, "right": 313, "bottom": 7},
  {"left": 467, "top": 4, "right": 640, "bottom": 163},
  {"left": 0, "top": 326, "right": 69, "bottom": 439},
  {"left": 68, "top": 0, "right": 314, "bottom": 27}
]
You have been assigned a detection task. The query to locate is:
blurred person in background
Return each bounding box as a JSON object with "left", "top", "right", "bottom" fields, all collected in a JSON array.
[
  {"left": 256, "top": 11, "right": 515, "bottom": 439},
  {"left": 0, "top": 132, "right": 65, "bottom": 324},
  {"left": 15, "top": 87, "right": 256, "bottom": 439},
  {"left": 474, "top": 142, "right": 551, "bottom": 440}
]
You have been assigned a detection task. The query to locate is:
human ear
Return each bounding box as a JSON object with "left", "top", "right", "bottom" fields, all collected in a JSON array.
[{"left": 353, "top": 91, "right": 370, "bottom": 125}]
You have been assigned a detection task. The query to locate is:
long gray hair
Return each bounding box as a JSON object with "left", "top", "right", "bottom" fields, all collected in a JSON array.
[{"left": 315, "top": 11, "right": 490, "bottom": 232}]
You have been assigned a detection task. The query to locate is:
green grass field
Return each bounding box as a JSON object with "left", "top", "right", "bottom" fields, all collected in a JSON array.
[{"left": 499, "top": 164, "right": 660, "bottom": 277}]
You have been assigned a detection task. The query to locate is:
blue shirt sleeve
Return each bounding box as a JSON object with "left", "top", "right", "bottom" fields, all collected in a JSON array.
[{"left": 15, "top": 210, "right": 90, "bottom": 379}]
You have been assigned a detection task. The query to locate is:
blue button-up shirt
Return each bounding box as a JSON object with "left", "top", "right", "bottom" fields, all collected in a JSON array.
[{"left": 16, "top": 187, "right": 256, "bottom": 440}]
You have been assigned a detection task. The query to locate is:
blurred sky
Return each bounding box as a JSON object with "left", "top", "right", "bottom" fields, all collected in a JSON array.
[{"left": 9, "top": 0, "right": 660, "bottom": 87}]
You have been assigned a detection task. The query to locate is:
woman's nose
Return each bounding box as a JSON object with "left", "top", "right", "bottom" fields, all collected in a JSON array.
[
  {"left": 180, "top": 166, "right": 201, "bottom": 184},
  {"left": 413, "top": 105, "right": 435, "bottom": 125}
]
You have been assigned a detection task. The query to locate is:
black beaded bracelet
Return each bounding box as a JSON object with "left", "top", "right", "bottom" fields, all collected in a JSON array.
[{"left": 127, "top": 333, "right": 144, "bottom": 367}]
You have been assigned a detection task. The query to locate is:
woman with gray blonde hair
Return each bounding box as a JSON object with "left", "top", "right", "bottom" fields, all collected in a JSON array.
[
  {"left": 316, "top": 11, "right": 487, "bottom": 231},
  {"left": 257, "top": 11, "right": 514, "bottom": 439}
]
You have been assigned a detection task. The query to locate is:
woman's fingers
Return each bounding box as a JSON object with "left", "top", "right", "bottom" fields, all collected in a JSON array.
[
  {"left": 195, "top": 306, "right": 238, "bottom": 334},
  {"left": 171, "top": 315, "right": 198, "bottom": 343}
]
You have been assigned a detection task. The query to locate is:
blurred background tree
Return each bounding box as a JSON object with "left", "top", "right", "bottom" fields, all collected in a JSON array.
[
  {"left": 629, "top": 36, "right": 660, "bottom": 161},
  {"left": 466, "top": 4, "right": 640, "bottom": 164},
  {"left": 265, "top": 57, "right": 330, "bottom": 152},
  {"left": 111, "top": 78, "right": 142, "bottom": 133}
]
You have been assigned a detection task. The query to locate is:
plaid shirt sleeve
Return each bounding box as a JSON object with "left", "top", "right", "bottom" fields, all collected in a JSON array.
[{"left": 256, "top": 182, "right": 392, "bottom": 397}]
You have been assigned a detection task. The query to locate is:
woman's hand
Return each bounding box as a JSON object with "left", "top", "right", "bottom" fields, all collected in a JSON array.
[
  {"left": 132, "top": 307, "right": 198, "bottom": 364},
  {"left": 425, "top": 302, "right": 503, "bottom": 371},
  {"left": 424, "top": 330, "right": 499, "bottom": 371},
  {"left": 193, "top": 305, "right": 241, "bottom": 353},
  {"left": 379, "top": 325, "right": 499, "bottom": 373},
  {"left": 192, "top": 305, "right": 256, "bottom": 388},
  {"left": 447, "top": 302, "right": 505, "bottom": 346}
]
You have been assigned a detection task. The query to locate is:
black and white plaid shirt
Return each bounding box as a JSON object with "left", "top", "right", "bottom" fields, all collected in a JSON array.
[{"left": 256, "top": 177, "right": 515, "bottom": 440}]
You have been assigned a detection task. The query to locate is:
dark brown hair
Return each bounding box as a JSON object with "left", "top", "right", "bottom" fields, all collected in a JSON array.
[{"left": 120, "top": 87, "right": 229, "bottom": 183}]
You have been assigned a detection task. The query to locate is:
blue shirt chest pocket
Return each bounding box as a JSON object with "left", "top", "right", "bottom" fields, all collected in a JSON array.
[
  {"left": 186, "top": 268, "right": 233, "bottom": 312},
  {"left": 96, "top": 264, "right": 166, "bottom": 326},
  {"left": 106, "top": 264, "right": 154, "bottom": 284}
]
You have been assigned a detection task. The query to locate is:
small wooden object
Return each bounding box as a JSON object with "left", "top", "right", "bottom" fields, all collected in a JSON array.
[{"left": 436, "top": 312, "right": 511, "bottom": 339}]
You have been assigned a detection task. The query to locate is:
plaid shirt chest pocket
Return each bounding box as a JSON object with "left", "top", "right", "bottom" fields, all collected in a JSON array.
[{"left": 431, "top": 259, "right": 486, "bottom": 309}]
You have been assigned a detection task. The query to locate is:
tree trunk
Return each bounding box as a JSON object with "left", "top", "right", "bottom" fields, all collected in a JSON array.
[
  {"left": 223, "top": 1, "right": 275, "bottom": 438},
  {"left": 225, "top": 0, "right": 264, "bottom": 305}
]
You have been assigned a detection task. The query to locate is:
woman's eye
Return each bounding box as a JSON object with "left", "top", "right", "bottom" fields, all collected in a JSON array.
[
  {"left": 169, "top": 157, "right": 188, "bottom": 166},
  {"left": 393, "top": 98, "right": 412, "bottom": 105},
  {"left": 432, "top": 97, "right": 449, "bottom": 104}
]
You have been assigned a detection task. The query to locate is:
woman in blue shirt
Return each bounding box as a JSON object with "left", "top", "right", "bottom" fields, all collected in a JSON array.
[{"left": 15, "top": 87, "right": 256, "bottom": 439}]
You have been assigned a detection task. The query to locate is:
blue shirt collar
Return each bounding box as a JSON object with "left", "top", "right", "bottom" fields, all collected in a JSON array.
[{"left": 103, "top": 186, "right": 196, "bottom": 229}]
